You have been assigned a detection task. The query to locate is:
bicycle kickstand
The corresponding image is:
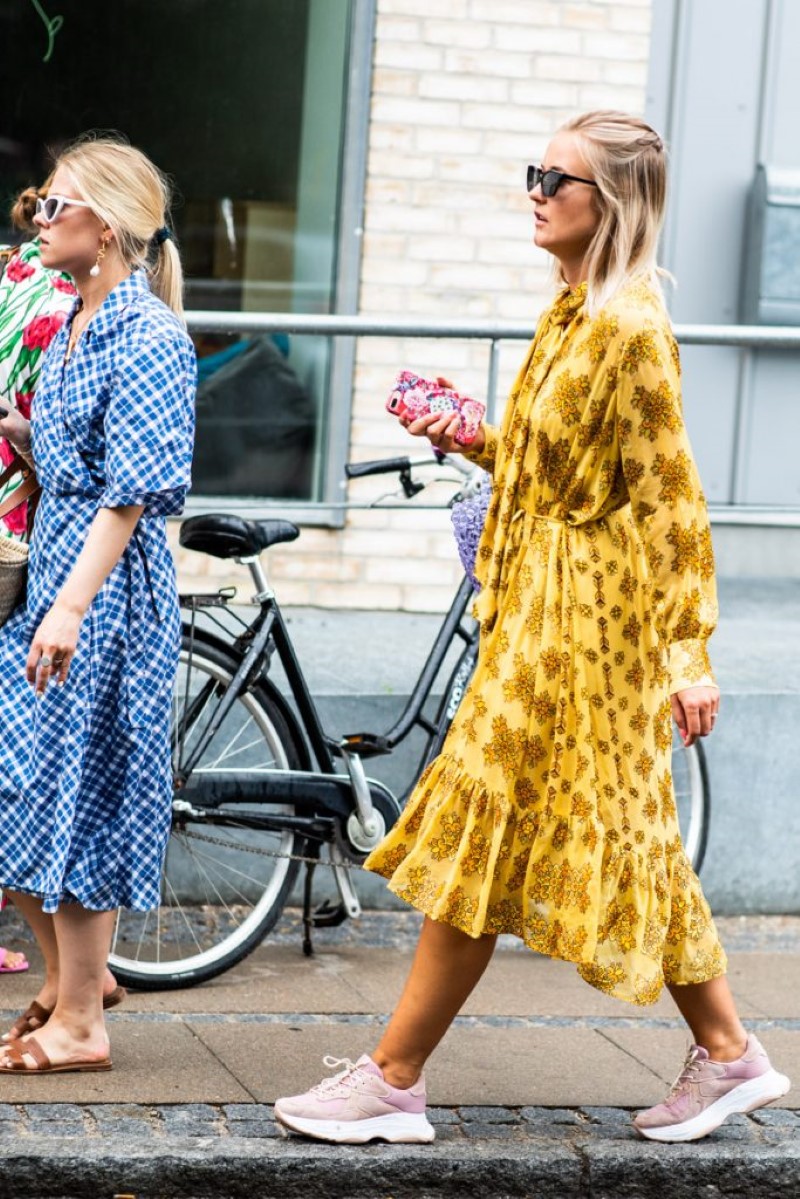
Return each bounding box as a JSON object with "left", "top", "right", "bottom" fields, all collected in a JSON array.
[{"left": 301, "top": 842, "right": 321, "bottom": 958}]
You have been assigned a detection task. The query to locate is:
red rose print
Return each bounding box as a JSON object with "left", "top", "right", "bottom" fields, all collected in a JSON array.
[
  {"left": 1, "top": 501, "right": 28, "bottom": 537},
  {"left": 14, "top": 392, "right": 33, "bottom": 420},
  {"left": 21, "top": 311, "right": 66, "bottom": 351},
  {"left": 53, "top": 276, "right": 78, "bottom": 295},
  {"left": 5, "top": 257, "right": 35, "bottom": 284},
  {"left": 0, "top": 439, "right": 14, "bottom": 467}
]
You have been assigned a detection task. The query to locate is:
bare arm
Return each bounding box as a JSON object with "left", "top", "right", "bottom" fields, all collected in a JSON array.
[
  {"left": 0, "top": 409, "right": 34, "bottom": 466},
  {"left": 28, "top": 505, "right": 144, "bottom": 695}
]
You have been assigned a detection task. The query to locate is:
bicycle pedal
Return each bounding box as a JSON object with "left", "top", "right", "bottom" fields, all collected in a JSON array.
[
  {"left": 312, "top": 899, "right": 350, "bottom": 928},
  {"left": 338, "top": 732, "right": 392, "bottom": 758}
]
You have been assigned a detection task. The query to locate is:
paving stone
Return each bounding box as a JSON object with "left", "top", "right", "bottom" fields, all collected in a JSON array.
[
  {"left": 94, "top": 1118, "right": 156, "bottom": 1138},
  {"left": 461, "top": 1121, "right": 524, "bottom": 1139},
  {"left": 160, "top": 1104, "right": 223, "bottom": 1138},
  {"left": 87, "top": 1103, "right": 152, "bottom": 1120},
  {"left": 710, "top": 1123, "right": 760, "bottom": 1143},
  {"left": 223, "top": 1103, "right": 274, "bottom": 1122},
  {"left": 24, "top": 1103, "right": 85, "bottom": 1123},
  {"left": 521, "top": 1106, "right": 584, "bottom": 1125},
  {"left": 27, "top": 1123, "right": 85, "bottom": 1137},
  {"left": 226, "top": 1121, "right": 284, "bottom": 1139},
  {"left": 750, "top": 1108, "right": 799, "bottom": 1126},
  {"left": 430, "top": 1124, "right": 465, "bottom": 1142},
  {"left": 581, "top": 1105, "right": 636, "bottom": 1124},
  {"left": 457, "top": 1104, "right": 521, "bottom": 1123},
  {"left": 427, "top": 1106, "right": 460, "bottom": 1124},
  {"left": 0, "top": 1105, "right": 19, "bottom": 1121},
  {"left": 0, "top": 1122, "right": 24, "bottom": 1137}
]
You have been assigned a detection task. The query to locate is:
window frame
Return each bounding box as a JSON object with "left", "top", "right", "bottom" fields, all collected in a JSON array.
[{"left": 182, "top": 0, "right": 376, "bottom": 529}]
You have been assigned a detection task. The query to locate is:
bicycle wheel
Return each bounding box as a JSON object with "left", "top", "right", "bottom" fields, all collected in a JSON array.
[
  {"left": 109, "top": 633, "right": 307, "bottom": 990},
  {"left": 672, "top": 729, "right": 710, "bottom": 874},
  {"left": 426, "top": 639, "right": 479, "bottom": 766}
]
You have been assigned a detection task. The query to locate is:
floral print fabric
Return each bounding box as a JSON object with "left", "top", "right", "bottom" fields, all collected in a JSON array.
[
  {"left": 366, "top": 276, "right": 726, "bottom": 1006},
  {"left": 0, "top": 240, "right": 76, "bottom": 539}
]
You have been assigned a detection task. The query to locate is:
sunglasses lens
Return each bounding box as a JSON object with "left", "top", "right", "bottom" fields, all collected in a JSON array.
[
  {"left": 38, "top": 197, "right": 61, "bottom": 221},
  {"left": 525, "top": 166, "right": 544, "bottom": 191},
  {"left": 542, "top": 172, "right": 560, "bottom": 197}
]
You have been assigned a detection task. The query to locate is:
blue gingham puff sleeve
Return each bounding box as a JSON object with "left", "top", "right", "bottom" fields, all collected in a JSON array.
[{"left": 100, "top": 313, "right": 196, "bottom": 515}]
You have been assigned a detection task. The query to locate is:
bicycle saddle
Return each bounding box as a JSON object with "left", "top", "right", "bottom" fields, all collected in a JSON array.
[{"left": 179, "top": 513, "right": 300, "bottom": 559}]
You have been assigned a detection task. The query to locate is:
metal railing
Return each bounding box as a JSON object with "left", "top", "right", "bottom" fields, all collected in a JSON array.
[{"left": 186, "top": 310, "right": 800, "bottom": 526}]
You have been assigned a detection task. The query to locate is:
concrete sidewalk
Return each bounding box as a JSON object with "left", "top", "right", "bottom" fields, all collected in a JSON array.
[{"left": 0, "top": 911, "right": 798, "bottom": 1197}]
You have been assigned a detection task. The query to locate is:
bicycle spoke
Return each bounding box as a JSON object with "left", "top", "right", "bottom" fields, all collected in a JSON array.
[{"left": 109, "top": 640, "right": 304, "bottom": 986}]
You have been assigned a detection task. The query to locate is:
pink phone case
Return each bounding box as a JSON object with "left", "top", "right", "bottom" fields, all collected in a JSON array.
[{"left": 385, "top": 371, "right": 485, "bottom": 446}]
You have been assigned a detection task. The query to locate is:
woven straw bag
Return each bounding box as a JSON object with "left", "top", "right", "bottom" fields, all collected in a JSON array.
[{"left": 0, "top": 453, "right": 40, "bottom": 626}]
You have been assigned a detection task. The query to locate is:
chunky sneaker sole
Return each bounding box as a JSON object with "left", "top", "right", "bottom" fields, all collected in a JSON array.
[
  {"left": 636, "top": 1067, "right": 791, "bottom": 1143},
  {"left": 275, "top": 1108, "right": 436, "bottom": 1144}
]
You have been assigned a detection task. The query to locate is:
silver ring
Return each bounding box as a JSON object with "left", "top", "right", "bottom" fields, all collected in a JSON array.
[{"left": 39, "top": 655, "right": 52, "bottom": 668}]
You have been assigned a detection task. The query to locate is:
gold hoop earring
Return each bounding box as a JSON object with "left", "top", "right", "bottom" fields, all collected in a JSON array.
[{"left": 89, "top": 240, "right": 108, "bottom": 278}]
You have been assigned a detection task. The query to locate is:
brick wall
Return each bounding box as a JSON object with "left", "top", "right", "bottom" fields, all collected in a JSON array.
[{"left": 175, "top": 0, "right": 653, "bottom": 611}]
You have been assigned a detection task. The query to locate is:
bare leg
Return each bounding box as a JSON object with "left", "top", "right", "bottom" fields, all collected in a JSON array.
[
  {"left": 3, "top": 890, "right": 120, "bottom": 1039},
  {"left": 372, "top": 917, "right": 497, "bottom": 1088},
  {"left": 2, "top": 891, "right": 60, "bottom": 1040},
  {"left": 667, "top": 976, "right": 747, "bottom": 1061},
  {"left": 1, "top": 904, "right": 116, "bottom": 1067}
]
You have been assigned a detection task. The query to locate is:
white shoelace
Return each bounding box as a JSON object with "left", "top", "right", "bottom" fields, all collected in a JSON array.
[
  {"left": 666, "top": 1046, "right": 704, "bottom": 1099},
  {"left": 311, "top": 1056, "right": 367, "bottom": 1098}
]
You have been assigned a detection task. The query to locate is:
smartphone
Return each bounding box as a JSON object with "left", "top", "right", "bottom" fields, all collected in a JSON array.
[{"left": 386, "top": 371, "right": 485, "bottom": 446}]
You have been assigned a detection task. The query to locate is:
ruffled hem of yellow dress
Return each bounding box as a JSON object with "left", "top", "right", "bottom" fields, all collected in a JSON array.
[{"left": 365, "top": 754, "right": 727, "bottom": 1007}]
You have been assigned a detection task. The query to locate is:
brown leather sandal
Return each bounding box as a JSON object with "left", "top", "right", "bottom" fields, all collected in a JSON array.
[
  {"left": 0, "top": 1035, "right": 112, "bottom": 1074},
  {"left": 3, "top": 985, "right": 126, "bottom": 1041}
]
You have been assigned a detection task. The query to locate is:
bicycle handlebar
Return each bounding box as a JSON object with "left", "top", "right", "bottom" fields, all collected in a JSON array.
[{"left": 345, "top": 456, "right": 413, "bottom": 478}]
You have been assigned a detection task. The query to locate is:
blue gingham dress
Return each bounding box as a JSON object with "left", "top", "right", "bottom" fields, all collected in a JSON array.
[{"left": 0, "top": 271, "right": 196, "bottom": 913}]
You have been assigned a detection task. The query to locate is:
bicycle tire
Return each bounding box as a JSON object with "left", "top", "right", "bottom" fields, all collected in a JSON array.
[
  {"left": 109, "top": 632, "right": 308, "bottom": 990},
  {"left": 426, "top": 638, "right": 480, "bottom": 767},
  {"left": 424, "top": 640, "right": 710, "bottom": 873}
]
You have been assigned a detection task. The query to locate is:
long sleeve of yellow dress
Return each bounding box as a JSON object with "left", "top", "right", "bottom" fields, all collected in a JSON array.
[
  {"left": 462, "top": 424, "right": 499, "bottom": 474},
  {"left": 615, "top": 326, "right": 718, "bottom": 696}
]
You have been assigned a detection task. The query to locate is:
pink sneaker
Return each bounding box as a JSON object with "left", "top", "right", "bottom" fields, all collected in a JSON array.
[
  {"left": 634, "top": 1034, "right": 791, "bottom": 1142},
  {"left": 274, "top": 1054, "right": 435, "bottom": 1144}
]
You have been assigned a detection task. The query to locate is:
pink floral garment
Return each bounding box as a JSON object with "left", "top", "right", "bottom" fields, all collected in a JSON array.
[{"left": 0, "top": 240, "right": 76, "bottom": 539}]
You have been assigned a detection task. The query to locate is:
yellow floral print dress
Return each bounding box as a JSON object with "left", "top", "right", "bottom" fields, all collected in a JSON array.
[{"left": 366, "top": 275, "right": 727, "bottom": 1006}]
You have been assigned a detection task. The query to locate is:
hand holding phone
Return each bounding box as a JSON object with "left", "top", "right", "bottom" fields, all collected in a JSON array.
[{"left": 386, "top": 371, "right": 485, "bottom": 446}]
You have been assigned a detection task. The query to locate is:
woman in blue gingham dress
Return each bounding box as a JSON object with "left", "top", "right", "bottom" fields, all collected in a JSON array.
[{"left": 0, "top": 137, "right": 195, "bottom": 1074}]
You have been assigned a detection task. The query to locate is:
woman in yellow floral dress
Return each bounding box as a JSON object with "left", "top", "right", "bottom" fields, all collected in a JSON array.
[{"left": 275, "top": 111, "right": 790, "bottom": 1146}]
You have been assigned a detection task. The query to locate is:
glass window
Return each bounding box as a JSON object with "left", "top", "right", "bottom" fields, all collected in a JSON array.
[{"left": 0, "top": 0, "right": 357, "bottom": 504}]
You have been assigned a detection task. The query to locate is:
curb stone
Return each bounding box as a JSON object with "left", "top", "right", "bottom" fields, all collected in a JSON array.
[{"left": 1, "top": 1105, "right": 797, "bottom": 1199}]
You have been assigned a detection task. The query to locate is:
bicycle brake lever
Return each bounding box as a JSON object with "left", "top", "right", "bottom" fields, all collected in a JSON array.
[{"left": 399, "top": 467, "right": 425, "bottom": 498}]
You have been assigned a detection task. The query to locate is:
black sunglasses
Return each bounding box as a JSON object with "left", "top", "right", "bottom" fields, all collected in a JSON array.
[{"left": 526, "top": 164, "right": 598, "bottom": 197}]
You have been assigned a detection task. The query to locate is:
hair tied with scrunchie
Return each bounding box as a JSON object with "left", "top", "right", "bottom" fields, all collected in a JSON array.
[{"left": 153, "top": 226, "right": 172, "bottom": 246}]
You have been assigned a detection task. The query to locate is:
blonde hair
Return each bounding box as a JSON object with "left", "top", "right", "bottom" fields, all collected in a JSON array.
[
  {"left": 557, "top": 110, "right": 668, "bottom": 315},
  {"left": 55, "top": 134, "right": 185, "bottom": 319}
]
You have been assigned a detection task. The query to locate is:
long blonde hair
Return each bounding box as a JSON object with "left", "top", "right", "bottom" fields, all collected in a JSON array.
[
  {"left": 55, "top": 134, "right": 185, "bottom": 319},
  {"left": 558, "top": 110, "right": 668, "bottom": 315}
]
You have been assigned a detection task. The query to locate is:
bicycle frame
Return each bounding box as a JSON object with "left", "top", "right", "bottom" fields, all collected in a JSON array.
[{"left": 177, "top": 555, "right": 479, "bottom": 805}]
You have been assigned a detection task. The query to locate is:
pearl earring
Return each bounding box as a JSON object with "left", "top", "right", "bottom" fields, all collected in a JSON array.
[{"left": 89, "top": 240, "right": 108, "bottom": 278}]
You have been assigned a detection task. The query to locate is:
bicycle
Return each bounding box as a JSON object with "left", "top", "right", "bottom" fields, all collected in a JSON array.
[{"left": 107, "top": 456, "right": 710, "bottom": 991}]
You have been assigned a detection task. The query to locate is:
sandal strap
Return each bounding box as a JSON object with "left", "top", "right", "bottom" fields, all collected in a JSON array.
[
  {"left": 10, "top": 1000, "right": 53, "bottom": 1038},
  {"left": 24, "top": 1000, "right": 52, "bottom": 1025},
  {"left": 2, "top": 1035, "right": 51, "bottom": 1071},
  {"left": 14, "top": 1035, "right": 50, "bottom": 1070}
]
